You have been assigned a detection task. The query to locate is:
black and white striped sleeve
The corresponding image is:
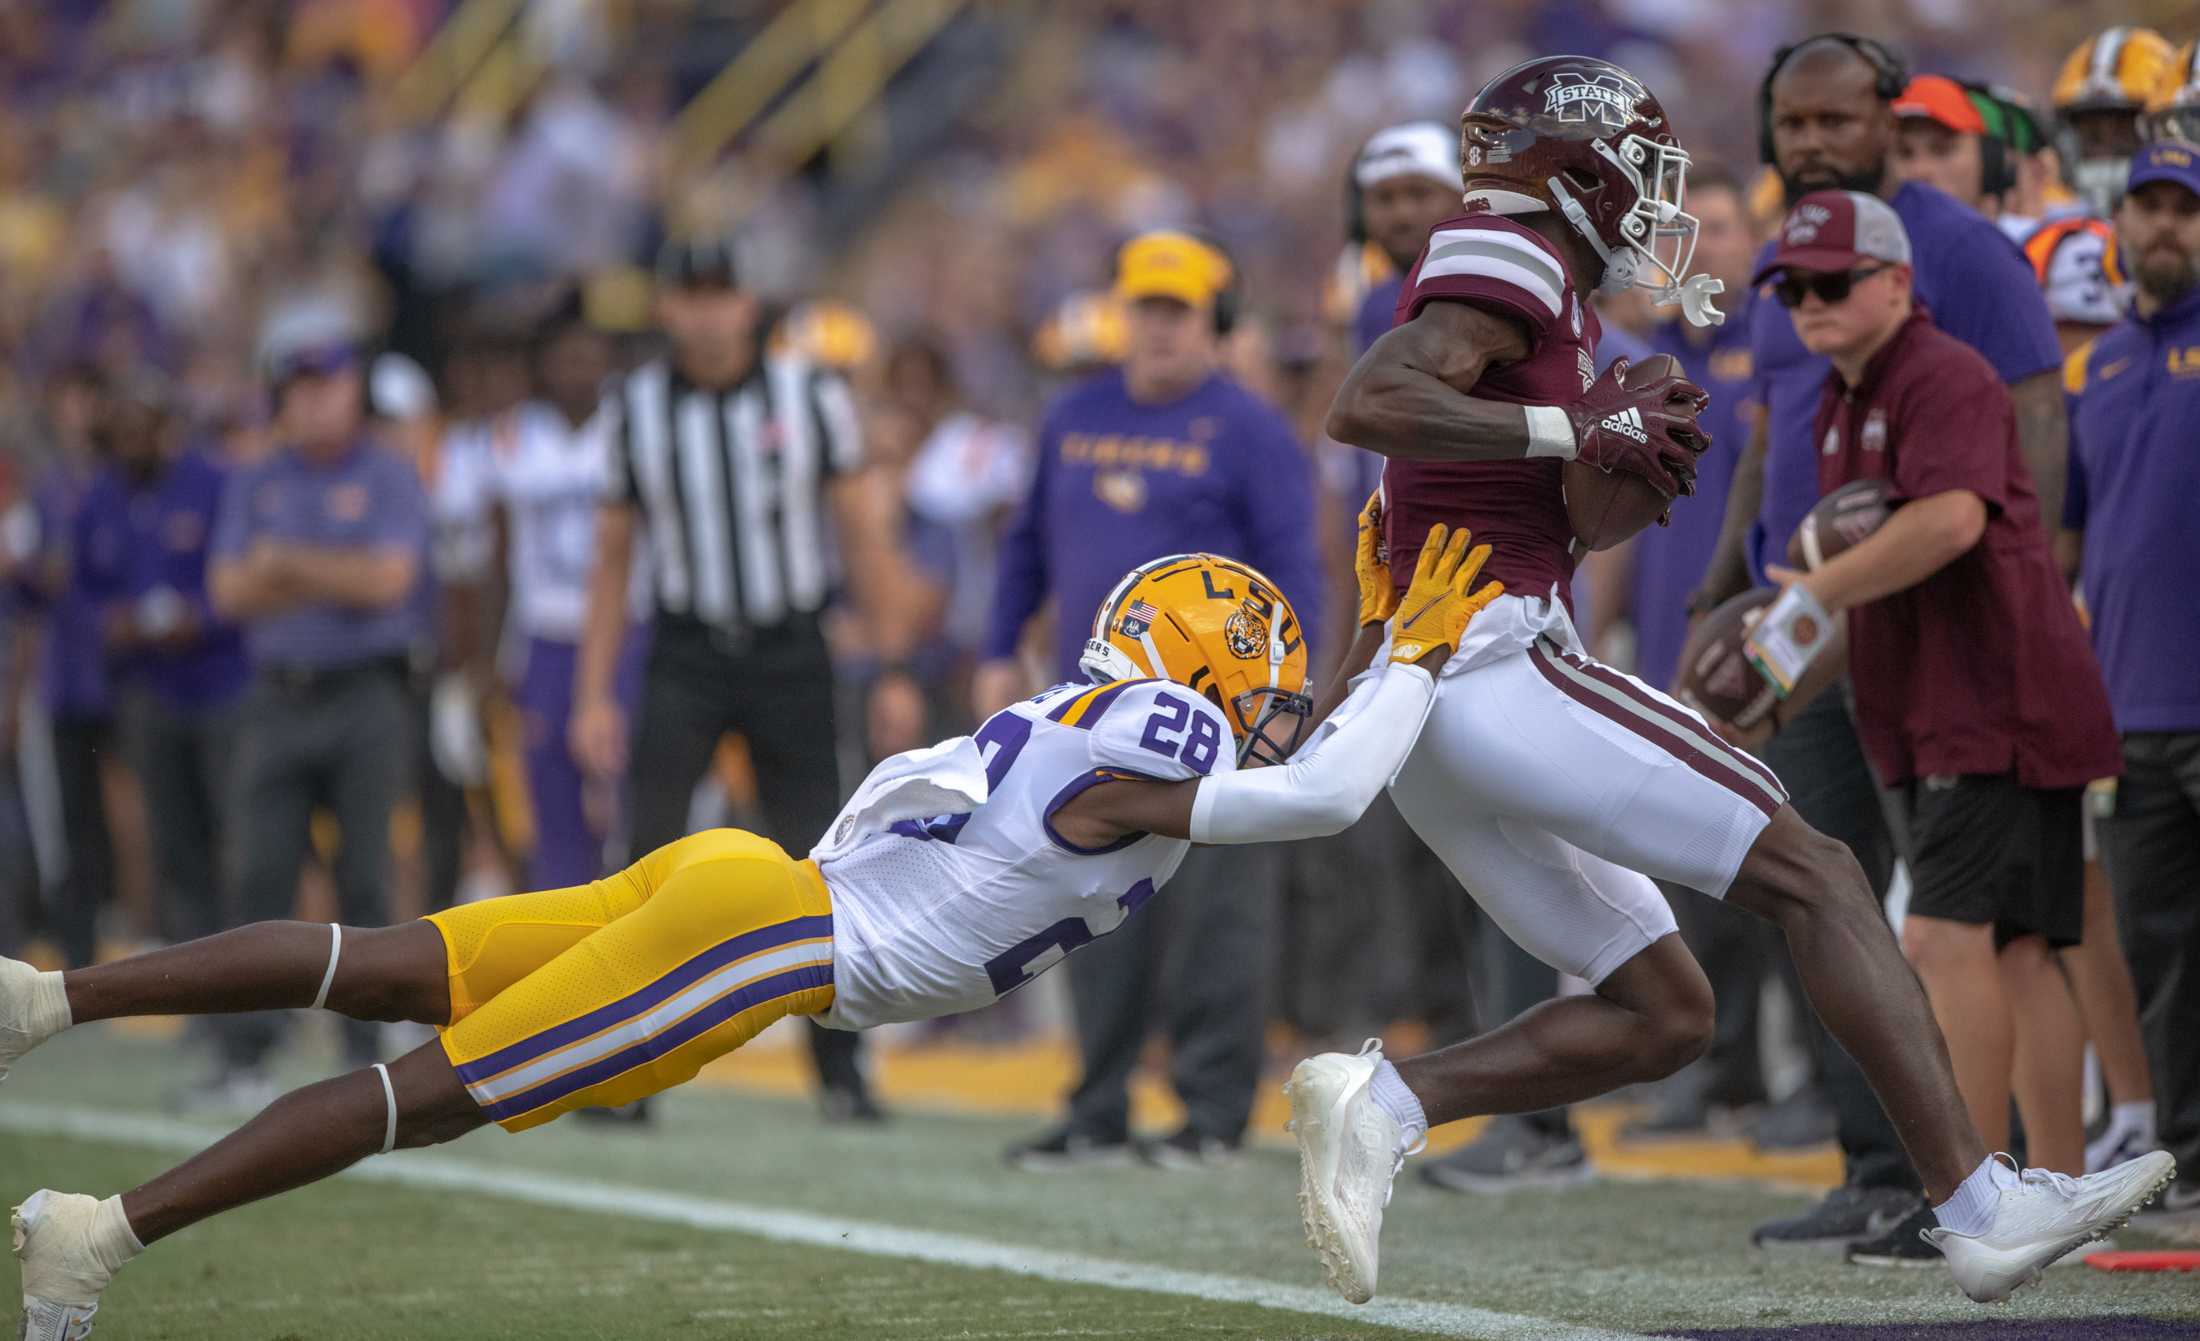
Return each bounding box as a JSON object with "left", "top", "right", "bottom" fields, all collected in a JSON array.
[{"left": 809, "top": 369, "right": 865, "bottom": 476}]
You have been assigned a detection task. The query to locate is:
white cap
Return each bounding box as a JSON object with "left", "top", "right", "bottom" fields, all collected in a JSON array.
[{"left": 1354, "top": 121, "right": 1463, "bottom": 192}]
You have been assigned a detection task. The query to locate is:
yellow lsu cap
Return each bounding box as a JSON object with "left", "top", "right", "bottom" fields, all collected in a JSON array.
[{"left": 1114, "top": 231, "right": 1232, "bottom": 308}]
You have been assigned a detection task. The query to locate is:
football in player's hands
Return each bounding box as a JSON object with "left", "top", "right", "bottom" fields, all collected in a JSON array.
[{"left": 1563, "top": 354, "right": 1710, "bottom": 552}]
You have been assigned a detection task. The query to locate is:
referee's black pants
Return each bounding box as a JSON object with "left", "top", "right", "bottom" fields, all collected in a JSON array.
[
  {"left": 625, "top": 616, "right": 863, "bottom": 1097},
  {"left": 1064, "top": 843, "right": 1280, "bottom": 1146}
]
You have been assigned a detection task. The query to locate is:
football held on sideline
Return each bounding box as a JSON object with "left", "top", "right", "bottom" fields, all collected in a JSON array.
[{"left": 1752, "top": 188, "right": 2121, "bottom": 1182}]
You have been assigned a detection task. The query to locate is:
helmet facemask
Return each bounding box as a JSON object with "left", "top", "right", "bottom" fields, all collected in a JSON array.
[
  {"left": 1234, "top": 685, "right": 1312, "bottom": 767},
  {"left": 1545, "top": 134, "right": 1726, "bottom": 327}
]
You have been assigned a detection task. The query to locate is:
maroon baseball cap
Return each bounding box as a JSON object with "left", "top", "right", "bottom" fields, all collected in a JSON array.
[{"left": 1751, "top": 190, "right": 1914, "bottom": 285}]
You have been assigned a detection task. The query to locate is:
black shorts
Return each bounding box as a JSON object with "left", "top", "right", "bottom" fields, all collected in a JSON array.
[{"left": 1903, "top": 774, "right": 2083, "bottom": 949}]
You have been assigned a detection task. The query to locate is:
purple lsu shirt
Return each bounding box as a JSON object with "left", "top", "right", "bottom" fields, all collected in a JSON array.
[
  {"left": 74, "top": 444, "right": 248, "bottom": 710},
  {"left": 984, "top": 368, "right": 1321, "bottom": 679},
  {"left": 2065, "top": 284, "right": 2200, "bottom": 732},
  {"left": 209, "top": 438, "right": 429, "bottom": 670},
  {"left": 1748, "top": 181, "right": 2060, "bottom": 583}
]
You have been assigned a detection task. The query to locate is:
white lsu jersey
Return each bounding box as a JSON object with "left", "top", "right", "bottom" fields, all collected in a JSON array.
[
  {"left": 816, "top": 676, "right": 1235, "bottom": 1030},
  {"left": 437, "top": 400, "right": 651, "bottom": 642}
]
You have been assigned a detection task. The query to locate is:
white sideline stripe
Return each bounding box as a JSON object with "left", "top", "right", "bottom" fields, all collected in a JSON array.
[{"left": 0, "top": 1102, "right": 1653, "bottom": 1341}]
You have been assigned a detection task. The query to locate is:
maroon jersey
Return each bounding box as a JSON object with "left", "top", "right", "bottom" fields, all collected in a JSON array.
[
  {"left": 1381, "top": 214, "right": 1599, "bottom": 605},
  {"left": 1815, "top": 309, "right": 2120, "bottom": 789}
]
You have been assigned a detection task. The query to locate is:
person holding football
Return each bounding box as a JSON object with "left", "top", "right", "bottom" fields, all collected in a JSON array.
[
  {"left": 1298, "top": 52, "right": 2172, "bottom": 1309},
  {"left": 1, "top": 525, "right": 1490, "bottom": 1340}
]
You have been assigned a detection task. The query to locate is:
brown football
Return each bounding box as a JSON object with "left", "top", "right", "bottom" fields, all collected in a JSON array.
[
  {"left": 1562, "top": 352, "right": 1695, "bottom": 552},
  {"left": 1672, "top": 588, "right": 1845, "bottom": 731},
  {"left": 1787, "top": 477, "right": 1896, "bottom": 571}
]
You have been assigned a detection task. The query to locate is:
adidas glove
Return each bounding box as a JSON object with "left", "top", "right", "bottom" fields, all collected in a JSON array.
[
  {"left": 1355, "top": 488, "right": 1397, "bottom": 628},
  {"left": 1387, "top": 523, "right": 1504, "bottom": 668},
  {"left": 1561, "top": 358, "right": 1711, "bottom": 500}
]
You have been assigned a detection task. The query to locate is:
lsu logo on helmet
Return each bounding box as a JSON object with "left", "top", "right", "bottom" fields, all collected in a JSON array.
[{"left": 1081, "top": 554, "right": 1312, "bottom": 765}]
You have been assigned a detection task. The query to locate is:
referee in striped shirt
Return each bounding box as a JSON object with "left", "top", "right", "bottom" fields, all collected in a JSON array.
[{"left": 571, "top": 236, "right": 907, "bottom": 1121}]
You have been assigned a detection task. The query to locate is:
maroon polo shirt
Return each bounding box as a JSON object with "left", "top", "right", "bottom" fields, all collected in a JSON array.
[{"left": 1813, "top": 308, "right": 2120, "bottom": 789}]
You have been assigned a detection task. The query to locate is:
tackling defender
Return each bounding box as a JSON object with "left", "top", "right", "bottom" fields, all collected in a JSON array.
[
  {"left": 0, "top": 528, "right": 1496, "bottom": 1338},
  {"left": 1290, "top": 53, "right": 2174, "bottom": 1308}
]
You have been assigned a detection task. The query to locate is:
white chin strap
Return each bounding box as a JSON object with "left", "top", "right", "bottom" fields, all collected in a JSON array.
[{"left": 1544, "top": 169, "right": 1728, "bottom": 329}]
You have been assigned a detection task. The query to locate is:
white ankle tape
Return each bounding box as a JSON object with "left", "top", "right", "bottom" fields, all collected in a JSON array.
[
  {"left": 372, "top": 1062, "right": 397, "bottom": 1155},
  {"left": 311, "top": 923, "right": 342, "bottom": 1011}
]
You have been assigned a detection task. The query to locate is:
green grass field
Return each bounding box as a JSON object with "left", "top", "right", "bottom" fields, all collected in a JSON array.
[{"left": 3, "top": 1027, "right": 2195, "bottom": 1339}]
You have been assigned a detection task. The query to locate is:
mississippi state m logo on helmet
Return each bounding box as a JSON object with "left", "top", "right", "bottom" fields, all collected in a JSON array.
[{"left": 1545, "top": 71, "right": 1645, "bottom": 130}]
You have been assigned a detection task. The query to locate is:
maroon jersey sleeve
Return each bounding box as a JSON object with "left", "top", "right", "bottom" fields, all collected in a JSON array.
[
  {"left": 1889, "top": 340, "right": 2014, "bottom": 516},
  {"left": 1397, "top": 215, "right": 1569, "bottom": 349}
]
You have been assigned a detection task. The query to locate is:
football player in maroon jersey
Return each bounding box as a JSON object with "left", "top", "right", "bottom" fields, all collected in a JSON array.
[{"left": 1285, "top": 54, "right": 2173, "bottom": 1309}]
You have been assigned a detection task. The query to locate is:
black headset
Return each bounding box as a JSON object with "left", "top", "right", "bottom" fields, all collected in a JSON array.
[
  {"left": 1184, "top": 228, "right": 1242, "bottom": 336},
  {"left": 1758, "top": 32, "right": 1911, "bottom": 165}
]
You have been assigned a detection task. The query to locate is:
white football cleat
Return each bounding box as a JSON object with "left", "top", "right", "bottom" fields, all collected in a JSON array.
[
  {"left": 1284, "top": 1040, "right": 1413, "bottom": 1305},
  {"left": 1925, "top": 1151, "right": 2176, "bottom": 1303},
  {"left": 0, "top": 957, "right": 67, "bottom": 1084},
  {"left": 13, "top": 1191, "right": 112, "bottom": 1340}
]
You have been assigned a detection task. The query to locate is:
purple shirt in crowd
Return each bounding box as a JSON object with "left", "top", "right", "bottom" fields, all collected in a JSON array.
[
  {"left": 1629, "top": 305, "right": 1757, "bottom": 689},
  {"left": 24, "top": 460, "right": 110, "bottom": 719},
  {"left": 210, "top": 438, "right": 429, "bottom": 670},
  {"left": 75, "top": 444, "right": 248, "bottom": 710},
  {"left": 984, "top": 367, "right": 1321, "bottom": 680},
  {"left": 1747, "top": 181, "right": 2060, "bottom": 583},
  {"left": 2065, "top": 283, "right": 2200, "bottom": 732}
]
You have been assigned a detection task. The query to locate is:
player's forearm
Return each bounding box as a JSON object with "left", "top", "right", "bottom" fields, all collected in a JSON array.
[
  {"left": 1328, "top": 361, "right": 1542, "bottom": 462},
  {"left": 1187, "top": 661, "right": 1437, "bottom": 844},
  {"left": 1696, "top": 410, "right": 1767, "bottom": 605}
]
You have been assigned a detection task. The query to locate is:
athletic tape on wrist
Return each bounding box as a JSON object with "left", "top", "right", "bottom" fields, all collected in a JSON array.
[
  {"left": 311, "top": 923, "right": 342, "bottom": 1011},
  {"left": 373, "top": 1062, "right": 397, "bottom": 1155},
  {"left": 1523, "top": 404, "right": 1577, "bottom": 459}
]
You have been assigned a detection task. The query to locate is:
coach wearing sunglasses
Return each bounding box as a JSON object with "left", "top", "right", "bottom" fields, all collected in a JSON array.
[{"left": 1755, "top": 190, "right": 2121, "bottom": 1223}]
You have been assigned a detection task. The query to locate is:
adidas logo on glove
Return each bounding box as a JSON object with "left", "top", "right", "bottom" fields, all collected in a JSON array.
[{"left": 1598, "top": 406, "right": 1649, "bottom": 443}]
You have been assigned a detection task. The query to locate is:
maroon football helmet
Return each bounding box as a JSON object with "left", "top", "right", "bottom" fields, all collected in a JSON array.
[{"left": 1459, "top": 55, "right": 1725, "bottom": 326}]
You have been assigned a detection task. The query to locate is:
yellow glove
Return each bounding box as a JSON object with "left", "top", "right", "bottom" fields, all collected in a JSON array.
[
  {"left": 1387, "top": 523, "right": 1504, "bottom": 668},
  {"left": 1356, "top": 489, "right": 1397, "bottom": 627}
]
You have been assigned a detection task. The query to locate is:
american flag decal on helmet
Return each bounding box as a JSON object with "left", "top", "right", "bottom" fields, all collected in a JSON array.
[{"left": 1120, "top": 599, "right": 1159, "bottom": 637}]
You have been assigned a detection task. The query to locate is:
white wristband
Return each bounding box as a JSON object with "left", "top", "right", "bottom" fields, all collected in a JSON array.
[{"left": 1523, "top": 405, "right": 1578, "bottom": 460}]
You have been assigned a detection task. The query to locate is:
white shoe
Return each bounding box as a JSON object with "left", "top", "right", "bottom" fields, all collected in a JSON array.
[
  {"left": 12, "top": 1191, "right": 112, "bottom": 1340},
  {"left": 1284, "top": 1040, "right": 1414, "bottom": 1305},
  {"left": 1925, "top": 1151, "right": 2176, "bottom": 1303}
]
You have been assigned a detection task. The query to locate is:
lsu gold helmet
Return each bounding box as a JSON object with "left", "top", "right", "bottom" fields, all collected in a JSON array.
[
  {"left": 2055, "top": 27, "right": 2179, "bottom": 212},
  {"left": 1080, "top": 553, "right": 1311, "bottom": 766},
  {"left": 2144, "top": 41, "right": 2200, "bottom": 145},
  {"left": 773, "top": 299, "right": 878, "bottom": 372},
  {"left": 2055, "top": 27, "right": 2178, "bottom": 115}
]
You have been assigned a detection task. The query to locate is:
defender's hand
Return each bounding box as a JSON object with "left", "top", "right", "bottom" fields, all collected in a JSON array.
[
  {"left": 1387, "top": 523, "right": 1504, "bottom": 669},
  {"left": 1355, "top": 488, "right": 1397, "bottom": 627},
  {"left": 1564, "top": 358, "right": 1711, "bottom": 500}
]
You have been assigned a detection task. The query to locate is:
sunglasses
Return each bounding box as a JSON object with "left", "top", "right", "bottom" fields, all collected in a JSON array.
[{"left": 1773, "top": 264, "right": 1891, "bottom": 309}]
